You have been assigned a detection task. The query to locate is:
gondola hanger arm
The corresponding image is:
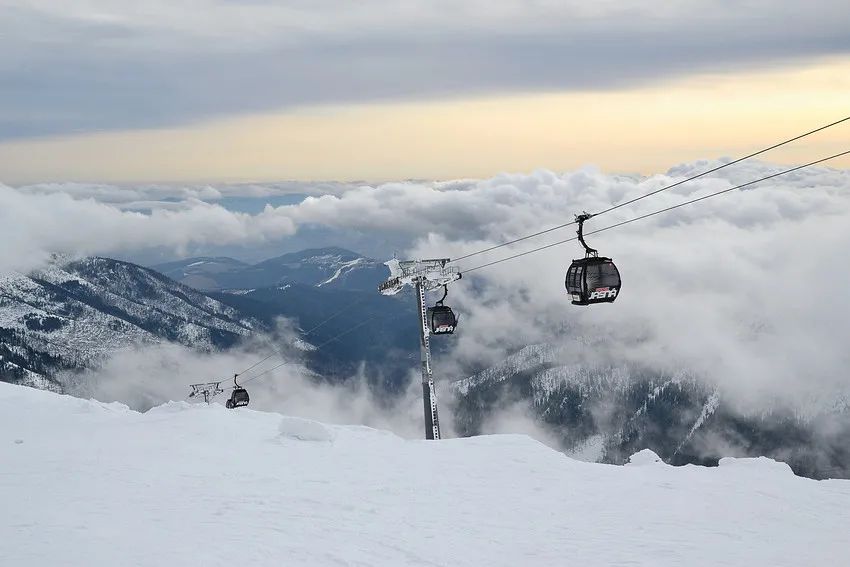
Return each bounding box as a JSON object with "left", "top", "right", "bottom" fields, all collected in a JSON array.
[{"left": 575, "top": 213, "right": 598, "bottom": 258}]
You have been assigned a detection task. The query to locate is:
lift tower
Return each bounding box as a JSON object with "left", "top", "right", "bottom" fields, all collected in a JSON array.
[
  {"left": 188, "top": 382, "right": 224, "bottom": 404},
  {"left": 379, "top": 258, "right": 461, "bottom": 440}
]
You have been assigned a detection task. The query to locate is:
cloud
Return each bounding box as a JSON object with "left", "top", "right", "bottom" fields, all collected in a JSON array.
[
  {"left": 274, "top": 159, "right": 850, "bottom": 411},
  {"left": 14, "top": 183, "right": 224, "bottom": 205},
  {"left": 3, "top": 1, "right": 850, "bottom": 139},
  {"left": 66, "top": 339, "right": 432, "bottom": 439},
  {"left": 11, "top": 180, "right": 362, "bottom": 205},
  {"left": 7, "top": 157, "right": 850, "bottom": 422},
  {"left": 0, "top": 183, "right": 297, "bottom": 274},
  {"left": 29, "top": 156, "right": 850, "bottom": 450}
]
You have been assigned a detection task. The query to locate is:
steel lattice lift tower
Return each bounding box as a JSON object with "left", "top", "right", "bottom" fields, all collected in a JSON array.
[
  {"left": 188, "top": 382, "right": 224, "bottom": 404},
  {"left": 379, "top": 258, "right": 461, "bottom": 440}
]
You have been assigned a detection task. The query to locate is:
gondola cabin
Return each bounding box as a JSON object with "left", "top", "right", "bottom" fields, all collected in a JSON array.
[
  {"left": 427, "top": 305, "right": 457, "bottom": 335},
  {"left": 226, "top": 387, "right": 250, "bottom": 409},
  {"left": 565, "top": 257, "right": 621, "bottom": 306}
]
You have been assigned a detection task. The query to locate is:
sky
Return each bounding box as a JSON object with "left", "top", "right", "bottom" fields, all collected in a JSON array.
[{"left": 2, "top": 0, "right": 850, "bottom": 183}]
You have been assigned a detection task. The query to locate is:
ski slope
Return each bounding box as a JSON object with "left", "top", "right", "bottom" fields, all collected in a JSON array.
[{"left": 2, "top": 382, "right": 849, "bottom": 567}]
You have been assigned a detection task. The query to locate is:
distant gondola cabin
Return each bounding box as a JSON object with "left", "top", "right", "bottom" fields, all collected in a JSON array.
[{"left": 226, "top": 387, "right": 250, "bottom": 409}]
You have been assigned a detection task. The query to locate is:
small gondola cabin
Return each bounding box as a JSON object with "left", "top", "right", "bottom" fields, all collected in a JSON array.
[
  {"left": 427, "top": 305, "right": 458, "bottom": 335},
  {"left": 565, "top": 257, "right": 621, "bottom": 306},
  {"left": 226, "top": 387, "right": 250, "bottom": 409}
]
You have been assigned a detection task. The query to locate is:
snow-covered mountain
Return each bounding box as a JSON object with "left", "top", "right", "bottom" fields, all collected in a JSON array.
[
  {"left": 451, "top": 343, "right": 850, "bottom": 479},
  {"left": 153, "top": 247, "right": 386, "bottom": 292},
  {"left": 152, "top": 247, "right": 421, "bottom": 385},
  {"left": 211, "top": 282, "right": 420, "bottom": 383},
  {"left": 2, "top": 381, "right": 848, "bottom": 567},
  {"left": 151, "top": 256, "right": 249, "bottom": 291},
  {"left": 0, "top": 257, "right": 256, "bottom": 389}
]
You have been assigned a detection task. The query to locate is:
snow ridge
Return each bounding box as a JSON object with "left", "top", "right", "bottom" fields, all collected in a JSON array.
[{"left": 0, "top": 257, "right": 256, "bottom": 386}]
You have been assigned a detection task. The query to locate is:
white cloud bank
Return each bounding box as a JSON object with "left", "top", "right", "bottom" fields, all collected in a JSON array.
[
  {"left": 274, "top": 159, "right": 850, "bottom": 411},
  {"left": 0, "top": 183, "right": 296, "bottom": 274},
  {"left": 68, "top": 341, "right": 430, "bottom": 439},
  {"left": 6, "top": 158, "right": 850, "bottom": 416}
]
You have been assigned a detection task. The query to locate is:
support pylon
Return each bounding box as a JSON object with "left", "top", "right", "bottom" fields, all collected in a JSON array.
[
  {"left": 415, "top": 279, "right": 441, "bottom": 440},
  {"left": 378, "top": 258, "right": 460, "bottom": 440}
]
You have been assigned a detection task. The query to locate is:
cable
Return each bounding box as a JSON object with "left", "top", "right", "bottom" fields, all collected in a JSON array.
[
  {"left": 451, "top": 220, "right": 578, "bottom": 263},
  {"left": 583, "top": 149, "right": 850, "bottom": 240},
  {"left": 232, "top": 312, "right": 392, "bottom": 389},
  {"left": 232, "top": 295, "right": 370, "bottom": 378},
  {"left": 591, "top": 115, "right": 850, "bottom": 217},
  {"left": 202, "top": 116, "right": 850, "bottom": 398},
  {"left": 451, "top": 115, "right": 850, "bottom": 263},
  {"left": 197, "top": 294, "right": 375, "bottom": 400},
  {"left": 302, "top": 295, "right": 370, "bottom": 337},
  {"left": 462, "top": 149, "right": 850, "bottom": 273}
]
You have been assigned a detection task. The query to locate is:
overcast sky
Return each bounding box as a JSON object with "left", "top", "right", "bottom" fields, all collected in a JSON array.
[{"left": 1, "top": 0, "right": 849, "bottom": 182}]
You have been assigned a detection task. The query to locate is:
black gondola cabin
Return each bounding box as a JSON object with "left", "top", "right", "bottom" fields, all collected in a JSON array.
[
  {"left": 565, "top": 257, "right": 621, "bottom": 305},
  {"left": 427, "top": 305, "right": 457, "bottom": 335},
  {"left": 226, "top": 387, "right": 250, "bottom": 409}
]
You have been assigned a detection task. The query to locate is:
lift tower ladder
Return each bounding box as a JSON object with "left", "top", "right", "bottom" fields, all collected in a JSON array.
[{"left": 379, "top": 258, "right": 461, "bottom": 440}]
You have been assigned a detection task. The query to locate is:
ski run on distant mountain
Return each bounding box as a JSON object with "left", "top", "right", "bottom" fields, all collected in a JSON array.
[{"left": 153, "top": 247, "right": 386, "bottom": 292}]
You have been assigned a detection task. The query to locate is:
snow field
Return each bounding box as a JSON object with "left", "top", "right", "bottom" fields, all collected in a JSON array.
[{"left": 2, "top": 382, "right": 849, "bottom": 567}]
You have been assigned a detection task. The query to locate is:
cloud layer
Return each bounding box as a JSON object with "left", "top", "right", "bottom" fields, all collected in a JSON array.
[
  {"left": 0, "top": 182, "right": 297, "bottom": 274},
  {"left": 275, "top": 159, "right": 850, "bottom": 410},
  {"left": 68, "top": 341, "right": 431, "bottom": 439},
  {"left": 6, "top": 157, "right": 850, "bottom": 418}
]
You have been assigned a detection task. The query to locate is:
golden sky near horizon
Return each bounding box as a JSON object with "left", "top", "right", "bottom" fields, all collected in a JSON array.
[{"left": 1, "top": 56, "right": 849, "bottom": 185}]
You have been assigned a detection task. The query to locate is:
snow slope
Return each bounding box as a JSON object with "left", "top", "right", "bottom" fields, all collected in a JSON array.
[{"left": 2, "top": 382, "right": 849, "bottom": 567}]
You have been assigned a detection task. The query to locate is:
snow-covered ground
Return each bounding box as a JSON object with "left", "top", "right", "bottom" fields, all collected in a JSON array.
[{"left": 2, "top": 382, "right": 849, "bottom": 567}]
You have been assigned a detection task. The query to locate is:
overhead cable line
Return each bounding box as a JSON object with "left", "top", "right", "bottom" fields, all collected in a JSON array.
[
  {"left": 225, "top": 312, "right": 394, "bottom": 390},
  {"left": 461, "top": 149, "right": 850, "bottom": 274},
  {"left": 231, "top": 295, "right": 371, "bottom": 379},
  {"left": 195, "top": 294, "right": 376, "bottom": 402},
  {"left": 590, "top": 115, "right": 850, "bottom": 217},
  {"left": 451, "top": 114, "right": 850, "bottom": 263}
]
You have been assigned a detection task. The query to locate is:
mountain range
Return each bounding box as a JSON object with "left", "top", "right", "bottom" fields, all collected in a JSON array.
[
  {"left": 153, "top": 247, "right": 387, "bottom": 292},
  {"left": 0, "top": 248, "right": 418, "bottom": 393},
  {"left": 0, "top": 257, "right": 256, "bottom": 390},
  {"left": 451, "top": 343, "right": 850, "bottom": 479},
  {"left": 156, "top": 247, "right": 426, "bottom": 387},
  {"left": 3, "top": 247, "right": 847, "bottom": 480}
]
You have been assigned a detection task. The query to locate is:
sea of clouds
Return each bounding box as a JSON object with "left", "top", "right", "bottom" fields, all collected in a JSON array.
[{"left": 4, "top": 158, "right": 850, "bottom": 428}]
